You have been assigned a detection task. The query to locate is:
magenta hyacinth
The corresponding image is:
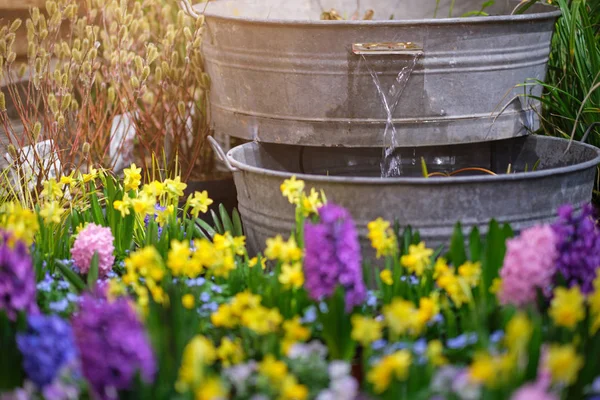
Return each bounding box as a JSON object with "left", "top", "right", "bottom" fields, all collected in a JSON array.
[
  {"left": 0, "top": 230, "right": 38, "bottom": 320},
  {"left": 71, "top": 291, "right": 156, "bottom": 400},
  {"left": 303, "top": 204, "right": 366, "bottom": 312},
  {"left": 498, "top": 224, "right": 558, "bottom": 307},
  {"left": 70, "top": 223, "right": 115, "bottom": 278}
]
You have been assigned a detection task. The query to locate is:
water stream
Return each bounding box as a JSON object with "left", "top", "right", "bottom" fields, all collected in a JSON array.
[{"left": 360, "top": 54, "right": 420, "bottom": 177}]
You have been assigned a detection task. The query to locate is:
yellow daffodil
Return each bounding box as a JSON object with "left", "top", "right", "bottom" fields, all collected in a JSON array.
[
  {"left": 241, "top": 305, "right": 283, "bottom": 335},
  {"left": 40, "top": 178, "right": 63, "bottom": 200},
  {"left": 351, "top": 315, "right": 383, "bottom": 346},
  {"left": 282, "top": 317, "right": 311, "bottom": 354},
  {"left": 383, "top": 298, "right": 419, "bottom": 337},
  {"left": 187, "top": 190, "right": 214, "bottom": 218},
  {"left": 400, "top": 242, "right": 433, "bottom": 276},
  {"left": 0, "top": 202, "right": 39, "bottom": 245},
  {"left": 300, "top": 188, "right": 323, "bottom": 216},
  {"left": 123, "top": 163, "right": 142, "bottom": 191},
  {"left": 142, "top": 180, "right": 164, "bottom": 197},
  {"left": 39, "top": 200, "right": 64, "bottom": 224},
  {"left": 249, "top": 256, "right": 267, "bottom": 270},
  {"left": 211, "top": 304, "right": 237, "bottom": 329},
  {"left": 156, "top": 205, "right": 174, "bottom": 226},
  {"left": 113, "top": 198, "right": 131, "bottom": 218},
  {"left": 380, "top": 269, "right": 393, "bottom": 285},
  {"left": 131, "top": 192, "right": 156, "bottom": 216},
  {"left": 367, "top": 350, "right": 412, "bottom": 393},
  {"left": 589, "top": 271, "right": 600, "bottom": 334},
  {"left": 217, "top": 337, "right": 244, "bottom": 367},
  {"left": 504, "top": 312, "right": 533, "bottom": 355},
  {"left": 182, "top": 294, "right": 195, "bottom": 309},
  {"left": 549, "top": 286, "right": 585, "bottom": 330},
  {"left": 167, "top": 240, "right": 199, "bottom": 278},
  {"left": 176, "top": 335, "right": 217, "bottom": 392},
  {"left": 194, "top": 376, "right": 227, "bottom": 400},
  {"left": 367, "top": 218, "right": 397, "bottom": 258},
  {"left": 279, "top": 262, "right": 304, "bottom": 289},
  {"left": 545, "top": 344, "right": 583, "bottom": 385},
  {"left": 427, "top": 340, "right": 448, "bottom": 366},
  {"left": 265, "top": 235, "right": 302, "bottom": 262},
  {"left": 164, "top": 176, "right": 187, "bottom": 198},
  {"left": 81, "top": 167, "right": 98, "bottom": 183},
  {"left": 458, "top": 261, "right": 481, "bottom": 287},
  {"left": 59, "top": 172, "right": 76, "bottom": 188},
  {"left": 280, "top": 175, "right": 305, "bottom": 205},
  {"left": 280, "top": 374, "right": 309, "bottom": 400},
  {"left": 259, "top": 355, "right": 288, "bottom": 386}
]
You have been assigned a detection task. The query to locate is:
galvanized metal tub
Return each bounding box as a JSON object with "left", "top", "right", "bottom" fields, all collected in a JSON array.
[
  {"left": 214, "top": 136, "right": 600, "bottom": 254},
  {"left": 199, "top": 0, "right": 561, "bottom": 148}
]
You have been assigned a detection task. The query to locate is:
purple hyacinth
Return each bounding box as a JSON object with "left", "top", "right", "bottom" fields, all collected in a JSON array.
[
  {"left": 16, "top": 315, "right": 77, "bottom": 388},
  {"left": 552, "top": 203, "right": 600, "bottom": 293},
  {"left": 0, "top": 230, "right": 38, "bottom": 320},
  {"left": 71, "top": 291, "right": 156, "bottom": 400},
  {"left": 304, "top": 204, "right": 366, "bottom": 312}
]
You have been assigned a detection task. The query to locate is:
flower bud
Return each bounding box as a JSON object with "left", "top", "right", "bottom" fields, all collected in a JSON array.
[
  {"left": 0, "top": 91, "right": 5, "bottom": 110},
  {"left": 82, "top": 142, "right": 90, "bottom": 154},
  {"left": 9, "top": 19, "right": 22, "bottom": 33}
]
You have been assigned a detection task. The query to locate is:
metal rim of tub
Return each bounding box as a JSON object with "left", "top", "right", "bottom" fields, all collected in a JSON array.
[
  {"left": 199, "top": 2, "right": 561, "bottom": 25},
  {"left": 224, "top": 136, "right": 600, "bottom": 185}
]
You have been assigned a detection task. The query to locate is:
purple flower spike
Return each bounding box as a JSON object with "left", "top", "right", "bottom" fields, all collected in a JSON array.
[
  {"left": 0, "top": 230, "right": 38, "bottom": 320},
  {"left": 304, "top": 204, "right": 366, "bottom": 312},
  {"left": 552, "top": 203, "right": 600, "bottom": 293},
  {"left": 71, "top": 291, "right": 156, "bottom": 400}
]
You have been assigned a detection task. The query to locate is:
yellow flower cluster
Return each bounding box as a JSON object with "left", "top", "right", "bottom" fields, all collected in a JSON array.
[
  {"left": 187, "top": 190, "right": 214, "bottom": 218},
  {"left": 382, "top": 295, "right": 439, "bottom": 338},
  {"left": 367, "top": 218, "right": 397, "bottom": 259},
  {"left": 167, "top": 232, "right": 245, "bottom": 280},
  {"left": 0, "top": 202, "right": 39, "bottom": 245},
  {"left": 434, "top": 258, "right": 481, "bottom": 307},
  {"left": 400, "top": 242, "right": 433, "bottom": 276},
  {"left": 258, "top": 355, "right": 309, "bottom": 400},
  {"left": 351, "top": 315, "right": 383, "bottom": 346},
  {"left": 282, "top": 317, "right": 311, "bottom": 355},
  {"left": 545, "top": 343, "right": 583, "bottom": 385},
  {"left": 211, "top": 291, "right": 283, "bottom": 335},
  {"left": 469, "top": 313, "right": 533, "bottom": 388},
  {"left": 122, "top": 246, "right": 167, "bottom": 308},
  {"left": 216, "top": 337, "right": 245, "bottom": 367},
  {"left": 468, "top": 351, "right": 514, "bottom": 388},
  {"left": 589, "top": 271, "right": 600, "bottom": 334},
  {"left": 176, "top": 335, "right": 218, "bottom": 394},
  {"left": 265, "top": 235, "right": 305, "bottom": 290},
  {"left": 367, "top": 350, "right": 412, "bottom": 393},
  {"left": 549, "top": 286, "right": 585, "bottom": 330},
  {"left": 279, "top": 176, "right": 326, "bottom": 217}
]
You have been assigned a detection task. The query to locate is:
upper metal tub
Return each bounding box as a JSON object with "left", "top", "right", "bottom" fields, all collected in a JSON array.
[{"left": 198, "top": 0, "right": 560, "bottom": 148}]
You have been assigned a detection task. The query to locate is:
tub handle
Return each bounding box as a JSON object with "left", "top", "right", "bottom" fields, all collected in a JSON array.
[
  {"left": 207, "top": 135, "right": 239, "bottom": 173},
  {"left": 352, "top": 42, "right": 424, "bottom": 56},
  {"left": 179, "top": 0, "right": 202, "bottom": 20}
]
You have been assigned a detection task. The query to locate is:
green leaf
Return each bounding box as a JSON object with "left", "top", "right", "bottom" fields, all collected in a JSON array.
[
  {"left": 196, "top": 218, "right": 216, "bottom": 239},
  {"left": 210, "top": 210, "right": 224, "bottom": 234},
  {"left": 56, "top": 260, "right": 86, "bottom": 293},
  {"left": 89, "top": 193, "right": 105, "bottom": 225},
  {"left": 402, "top": 226, "right": 412, "bottom": 254},
  {"left": 512, "top": 0, "right": 539, "bottom": 15},
  {"left": 481, "top": 220, "right": 509, "bottom": 297},
  {"left": 219, "top": 204, "right": 234, "bottom": 234},
  {"left": 449, "top": 222, "right": 467, "bottom": 266},
  {"left": 87, "top": 252, "right": 99, "bottom": 290},
  {"left": 232, "top": 208, "right": 243, "bottom": 237},
  {"left": 469, "top": 226, "right": 482, "bottom": 262}
]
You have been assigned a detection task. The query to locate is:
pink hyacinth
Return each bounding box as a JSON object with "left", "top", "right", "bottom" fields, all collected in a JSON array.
[
  {"left": 511, "top": 384, "right": 558, "bottom": 400},
  {"left": 70, "top": 223, "right": 115, "bottom": 278},
  {"left": 498, "top": 224, "right": 558, "bottom": 307}
]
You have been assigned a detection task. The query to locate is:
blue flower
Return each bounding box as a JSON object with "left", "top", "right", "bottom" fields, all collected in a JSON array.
[
  {"left": 366, "top": 291, "right": 378, "bottom": 307},
  {"left": 200, "top": 292, "right": 211, "bottom": 303},
  {"left": 301, "top": 306, "right": 317, "bottom": 324},
  {"left": 49, "top": 299, "right": 69, "bottom": 313},
  {"left": 446, "top": 333, "right": 478, "bottom": 350},
  {"left": 16, "top": 315, "right": 77, "bottom": 388},
  {"left": 413, "top": 339, "right": 427, "bottom": 355},
  {"left": 489, "top": 330, "right": 504, "bottom": 344},
  {"left": 211, "top": 284, "right": 223, "bottom": 294},
  {"left": 201, "top": 302, "right": 218, "bottom": 312},
  {"left": 37, "top": 279, "right": 53, "bottom": 292},
  {"left": 371, "top": 339, "right": 387, "bottom": 351},
  {"left": 387, "top": 341, "right": 410, "bottom": 353},
  {"left": 66, "top": 293, "right": 80, "bottom": 303},
  {"left": 56, "top": 281, "right": 70, "bottom": 290},
  {"left": 318, "top": 302, "right": 329, "bottom": 314},
  {"left": 186, "top": 277, "right": 206, "bottom": 287}
]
